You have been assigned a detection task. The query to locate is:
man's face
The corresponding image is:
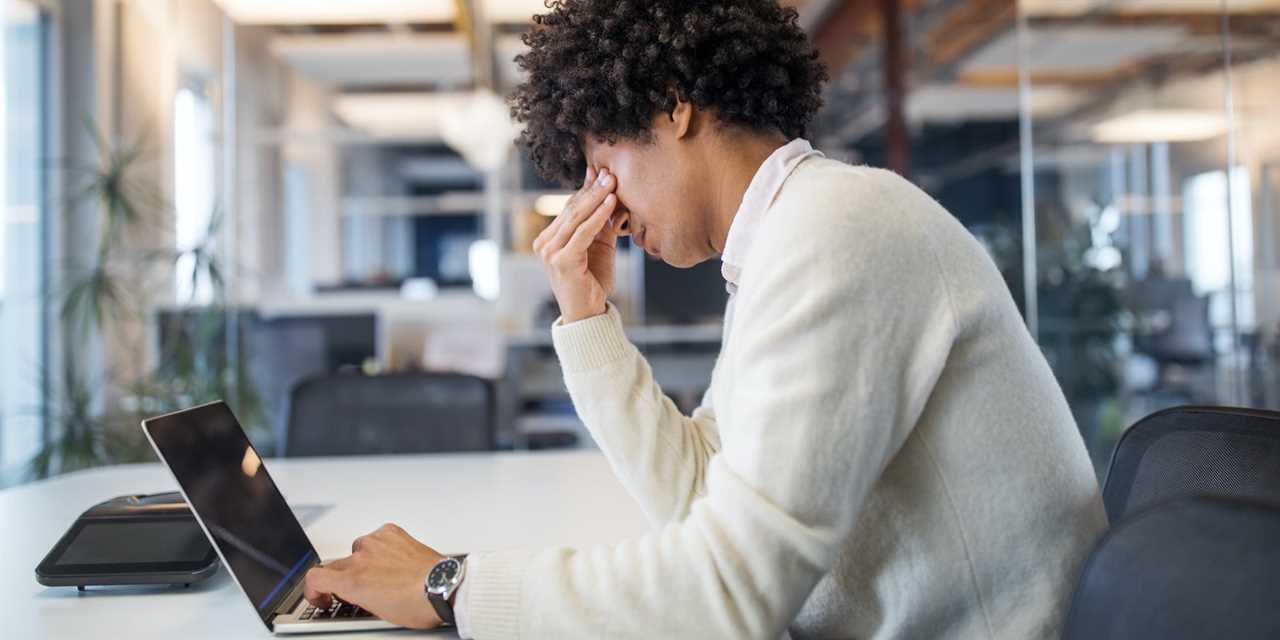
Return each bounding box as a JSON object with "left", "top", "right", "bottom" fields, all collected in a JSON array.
[{"left": 582, "top": 133, "right": 713, "bottom": 269}]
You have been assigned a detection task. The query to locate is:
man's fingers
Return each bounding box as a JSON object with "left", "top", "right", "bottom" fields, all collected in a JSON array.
[
  {"left": 546, "top": 171, "right": 615, "bottom": 256},
  {"left": 533, "top": 216, "right": 559, "bottom": 255},
  {"left": 563, "top": 169, "right": 615, "bottom": 229},
  {"left": 303, "top": 566, "right": 346, "bottom": 607},
  {"left": 562, "top": 194, "right": 618, "bottom": 257},
  {"left": 535, "top": 166, "right": 613, "bottom": 263}
]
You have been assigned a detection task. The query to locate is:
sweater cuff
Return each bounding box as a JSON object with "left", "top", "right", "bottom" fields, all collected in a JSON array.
[
  {"left": 466, "top": 549, "right": 535, "bottom": 640},
  {"left": 551, "top": 302, "right": 633, "bottom": 373}
]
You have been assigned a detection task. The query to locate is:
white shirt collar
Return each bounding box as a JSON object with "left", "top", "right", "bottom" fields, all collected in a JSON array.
[{"left": 720, "top": 138, "right": 822, "bottom": 290}]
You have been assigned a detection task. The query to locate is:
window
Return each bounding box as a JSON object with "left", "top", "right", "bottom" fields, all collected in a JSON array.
[
  {"left": 0, "top": 0, "right": 47, "bottom": 481},
  {"left": 173, "top": 83, "right": 217, "bottom": 305},
  {"left": 1183, "top": 167, "right": 1255, "bottom": 335}
]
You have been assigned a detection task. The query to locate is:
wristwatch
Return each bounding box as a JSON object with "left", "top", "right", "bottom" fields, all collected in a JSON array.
[{"left": 424, "top": 554, "right": 467, "bottom": 626}]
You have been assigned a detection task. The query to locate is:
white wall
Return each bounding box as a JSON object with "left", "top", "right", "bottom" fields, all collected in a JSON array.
[{"left": 280, "top": 69, "right": 343, "bottom": 289}]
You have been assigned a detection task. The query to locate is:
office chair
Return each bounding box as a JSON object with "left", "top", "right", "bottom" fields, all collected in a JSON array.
[
  {"left": 1100, "top": 405, "right": 1280, "bottom": 522},
  {"left": 284, "top": 372, "right": 495, "bottom": 457},
  {"left": 1061, "top": 495, "right": 1280, "bottom": 640},
  {"left": 1129, "top": 277, "right": 1215, "bottom": 403}
]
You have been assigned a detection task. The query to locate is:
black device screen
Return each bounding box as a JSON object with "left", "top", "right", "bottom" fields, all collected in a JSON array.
[
  {"left": 144, "top": 402, "right": 317, "bottom": 621},
  {"left": 57, "top": 519, "right": 211, "bottom": 565}
]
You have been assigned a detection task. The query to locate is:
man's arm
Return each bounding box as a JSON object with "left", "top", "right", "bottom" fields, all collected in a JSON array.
[
  {"left": 462, "top": 181, "right": 959, "bottom": 639},
  {"left": 528, "top": 163, "right": 721, "bottom": 526},
  {"left": 551, "top": 303, "right": 721, "bottom": 526},
  {"left": 304, "top": 172, "right": 959, "bottom": 639}
]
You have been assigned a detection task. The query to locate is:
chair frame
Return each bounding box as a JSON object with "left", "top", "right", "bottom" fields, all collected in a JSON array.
[{"left": 1100, "top": 404, "right": 1280, "bottom": 521}]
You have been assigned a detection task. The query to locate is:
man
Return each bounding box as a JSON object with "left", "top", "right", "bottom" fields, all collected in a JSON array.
[{"left": 302, "top": 1, "right": 1108, "bottom": 638}]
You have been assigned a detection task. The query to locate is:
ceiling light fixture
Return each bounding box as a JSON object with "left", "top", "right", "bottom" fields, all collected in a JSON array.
[
  {"left": 1091, "top": 109, "right": 1229, "bottom": 144},
  {"left": 212, "top": 0, "right": 455, "bottom": 25},
  {"left": 333, "top": 92, "right": 460, "bottom": 140}
]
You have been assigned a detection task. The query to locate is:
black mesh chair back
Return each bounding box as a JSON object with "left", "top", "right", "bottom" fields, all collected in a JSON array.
[
  {"left": 1062, "top": 495, "right": 1280, "bottom": 640},
  {"left": 285, "top": 372, "right": 495, "bottom": 457},
  {"left": 1101, "top": 406, "right": 1280, "bottom": 522}
]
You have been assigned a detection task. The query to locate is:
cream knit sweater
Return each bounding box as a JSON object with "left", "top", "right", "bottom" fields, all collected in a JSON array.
[{"left": 466, "top": 159, "right": 1108, "bottom": 639}]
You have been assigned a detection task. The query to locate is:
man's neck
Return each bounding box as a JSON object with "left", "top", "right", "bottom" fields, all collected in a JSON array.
[{"left": 706, "top": 132, "right": 790, "bottom": 255}]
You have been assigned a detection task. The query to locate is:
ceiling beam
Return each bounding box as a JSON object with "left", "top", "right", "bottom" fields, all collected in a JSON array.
[
  {"left": 881, "top": 0, "right": 911, "bottom": 176},
  {"left": 453, "top": 0, "right": 495, "bottom": 90},
  {"left": 1030, "top": 11, "right": 1280, "bottom": 39},
  {"left": 811, "top": 0, "right": 882, "bottom": 76},
  {"left": 924, "top": 0, "right": 1016, "bottom": 69}
]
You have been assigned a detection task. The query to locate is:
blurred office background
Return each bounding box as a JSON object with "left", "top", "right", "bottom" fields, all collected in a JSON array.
[{"left": 1, "top": 0, "right": 1278, "bottom": 485}]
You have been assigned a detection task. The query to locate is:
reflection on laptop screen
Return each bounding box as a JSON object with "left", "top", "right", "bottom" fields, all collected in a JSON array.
[{"left": 145, "top": 402, "right": 316, "bottom": 620}]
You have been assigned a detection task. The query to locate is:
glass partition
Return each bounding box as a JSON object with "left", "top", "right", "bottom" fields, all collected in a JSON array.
[{"left": 1017, "top": 0, "right": 1280, "bottom": 469}]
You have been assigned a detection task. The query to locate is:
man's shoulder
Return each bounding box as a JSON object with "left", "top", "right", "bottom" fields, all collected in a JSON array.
[
  {"left": 776, "top": 158, "right": 927, "bottom": 213},
  {"left": 755, "top": 157, "right": 999, "bottom": 289},
  {"left": 763, "top": 158, "right": 938, "bottom": 249}
]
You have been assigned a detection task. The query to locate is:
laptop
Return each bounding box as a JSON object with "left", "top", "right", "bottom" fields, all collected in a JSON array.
[{"left": 142, "top": 400, "right": 400, "bottom": 634}]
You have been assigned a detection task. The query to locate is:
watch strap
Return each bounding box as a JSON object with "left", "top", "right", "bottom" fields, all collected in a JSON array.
[
  {"left": 426, "top": 555, "right": 467, "bottom": 626},
  {"left": 428, "top": 590, "right": 455, "bottom": 626}
]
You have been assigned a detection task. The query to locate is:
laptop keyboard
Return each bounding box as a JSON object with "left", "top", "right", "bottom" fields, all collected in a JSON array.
[{"left": 299, "top": 598, "right": 376, "bottom": 621}]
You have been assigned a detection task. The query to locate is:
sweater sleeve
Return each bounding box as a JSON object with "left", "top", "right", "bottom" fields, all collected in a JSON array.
[
  {"left": 548, "top": 303, "right": 722, "bottom": 526},
  {"left": 466, "top": 173, "right": 960, "bottom": 639}
]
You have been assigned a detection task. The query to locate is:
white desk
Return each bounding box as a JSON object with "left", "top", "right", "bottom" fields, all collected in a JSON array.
[{"left": 2, "top": 451, "right": 648, "bottom": 639}]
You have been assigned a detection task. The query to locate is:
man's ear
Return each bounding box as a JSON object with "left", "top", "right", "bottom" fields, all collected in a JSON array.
[{"left": 669, "top": 98, "right": 694, "bottom": 140}]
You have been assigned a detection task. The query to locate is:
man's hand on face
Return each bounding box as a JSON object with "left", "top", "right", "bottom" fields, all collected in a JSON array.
[
  {"left": 302, "top": 523, "right": 445, "bottom": 630},
  {"left": 533, "top": 165, "right": 627, "bottom": 324}
]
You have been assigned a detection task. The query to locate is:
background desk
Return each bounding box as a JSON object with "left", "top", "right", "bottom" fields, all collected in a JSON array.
[{"left": 2, "top": 451, "right": 648, "bottom": 639}]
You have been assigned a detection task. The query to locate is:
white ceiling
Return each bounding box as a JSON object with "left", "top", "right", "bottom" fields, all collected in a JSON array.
[
  {"left": 271, "top": 33, "right": 473, "bottom": 88},
  {"left": 332, "top": 92, "right": 469, "bottom": 139},
  {"left": 906, "top": 84, "right": 1085, "bottom": 123},
  {"left": 1021, "top": 0, "right": 1280, "bottom": 17},
  {"left": 963, "top": 24, "right": 1191, "bottom": 73},
  {"left": 213, "top": 0, "right": 555, "bottom": 25},
  {"left": 271, "top": 31, "right": 527, "bottom": 89},
  {"left": 213, "top": 0, "right": 455, "bottom": 25}
]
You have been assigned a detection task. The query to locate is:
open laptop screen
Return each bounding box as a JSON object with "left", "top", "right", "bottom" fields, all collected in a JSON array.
[{"left": 144, "top": 401, "right": 317, "bottom": 623}]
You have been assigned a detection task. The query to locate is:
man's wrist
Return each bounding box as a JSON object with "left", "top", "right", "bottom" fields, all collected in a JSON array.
[
  {"left": 561, "top": 303, "right": 608, "bottom": 324},
  {"left": 425, "top": 554, "right": 467, "bottom": 626}
]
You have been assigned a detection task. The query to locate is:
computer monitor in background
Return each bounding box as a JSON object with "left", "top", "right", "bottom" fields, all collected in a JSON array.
[
  {"left": 154, "top": 309, "right": 379, "bottom": 454},
  {"left": 154, "top": 310, "right": 378, "bottom": 373},
  {"left": 254, "top": 313, "right": 377, "bottom": 372},
  {"left": 154, "top": 308, "right": 260, "bottom": 376},
  {"left": 641, "top": 256, "right": 729, "bottom": 325}
]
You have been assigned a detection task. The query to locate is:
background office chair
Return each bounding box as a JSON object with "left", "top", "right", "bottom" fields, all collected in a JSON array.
[
  {"left": 1100, "top": 405, "right": 1280, "bottom": 522},
  {"left": 1129, "top": 274, "right": 1215, "bottom": 404},
  {"left": 1061, "top": 495, "right": 1280, "bottom": 640},
  {"left": 284, "top": 372, "right": 495, "bottom": 457}
]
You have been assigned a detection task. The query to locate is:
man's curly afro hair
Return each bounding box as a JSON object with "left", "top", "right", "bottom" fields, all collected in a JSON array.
[{"left": 509, "top": 0, "right": 828, "bottom": 186}]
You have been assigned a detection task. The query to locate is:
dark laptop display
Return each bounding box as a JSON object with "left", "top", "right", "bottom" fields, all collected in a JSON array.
[{"left": 143, "top": 402, "right": 317, "bottom": 622}]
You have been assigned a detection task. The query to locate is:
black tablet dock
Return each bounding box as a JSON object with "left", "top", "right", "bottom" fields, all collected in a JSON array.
[{"left": 36, "top": 492, "right": 219, "bottom": 590}]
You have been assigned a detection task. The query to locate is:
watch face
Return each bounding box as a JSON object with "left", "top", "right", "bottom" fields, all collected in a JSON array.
[{"left": 428, "top": 558, "right": 460, "bottom": 593}]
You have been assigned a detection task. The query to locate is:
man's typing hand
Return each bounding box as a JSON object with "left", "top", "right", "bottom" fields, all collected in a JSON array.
[{"left": 302, "top": 523, "right": 445, "bottom": 630}]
